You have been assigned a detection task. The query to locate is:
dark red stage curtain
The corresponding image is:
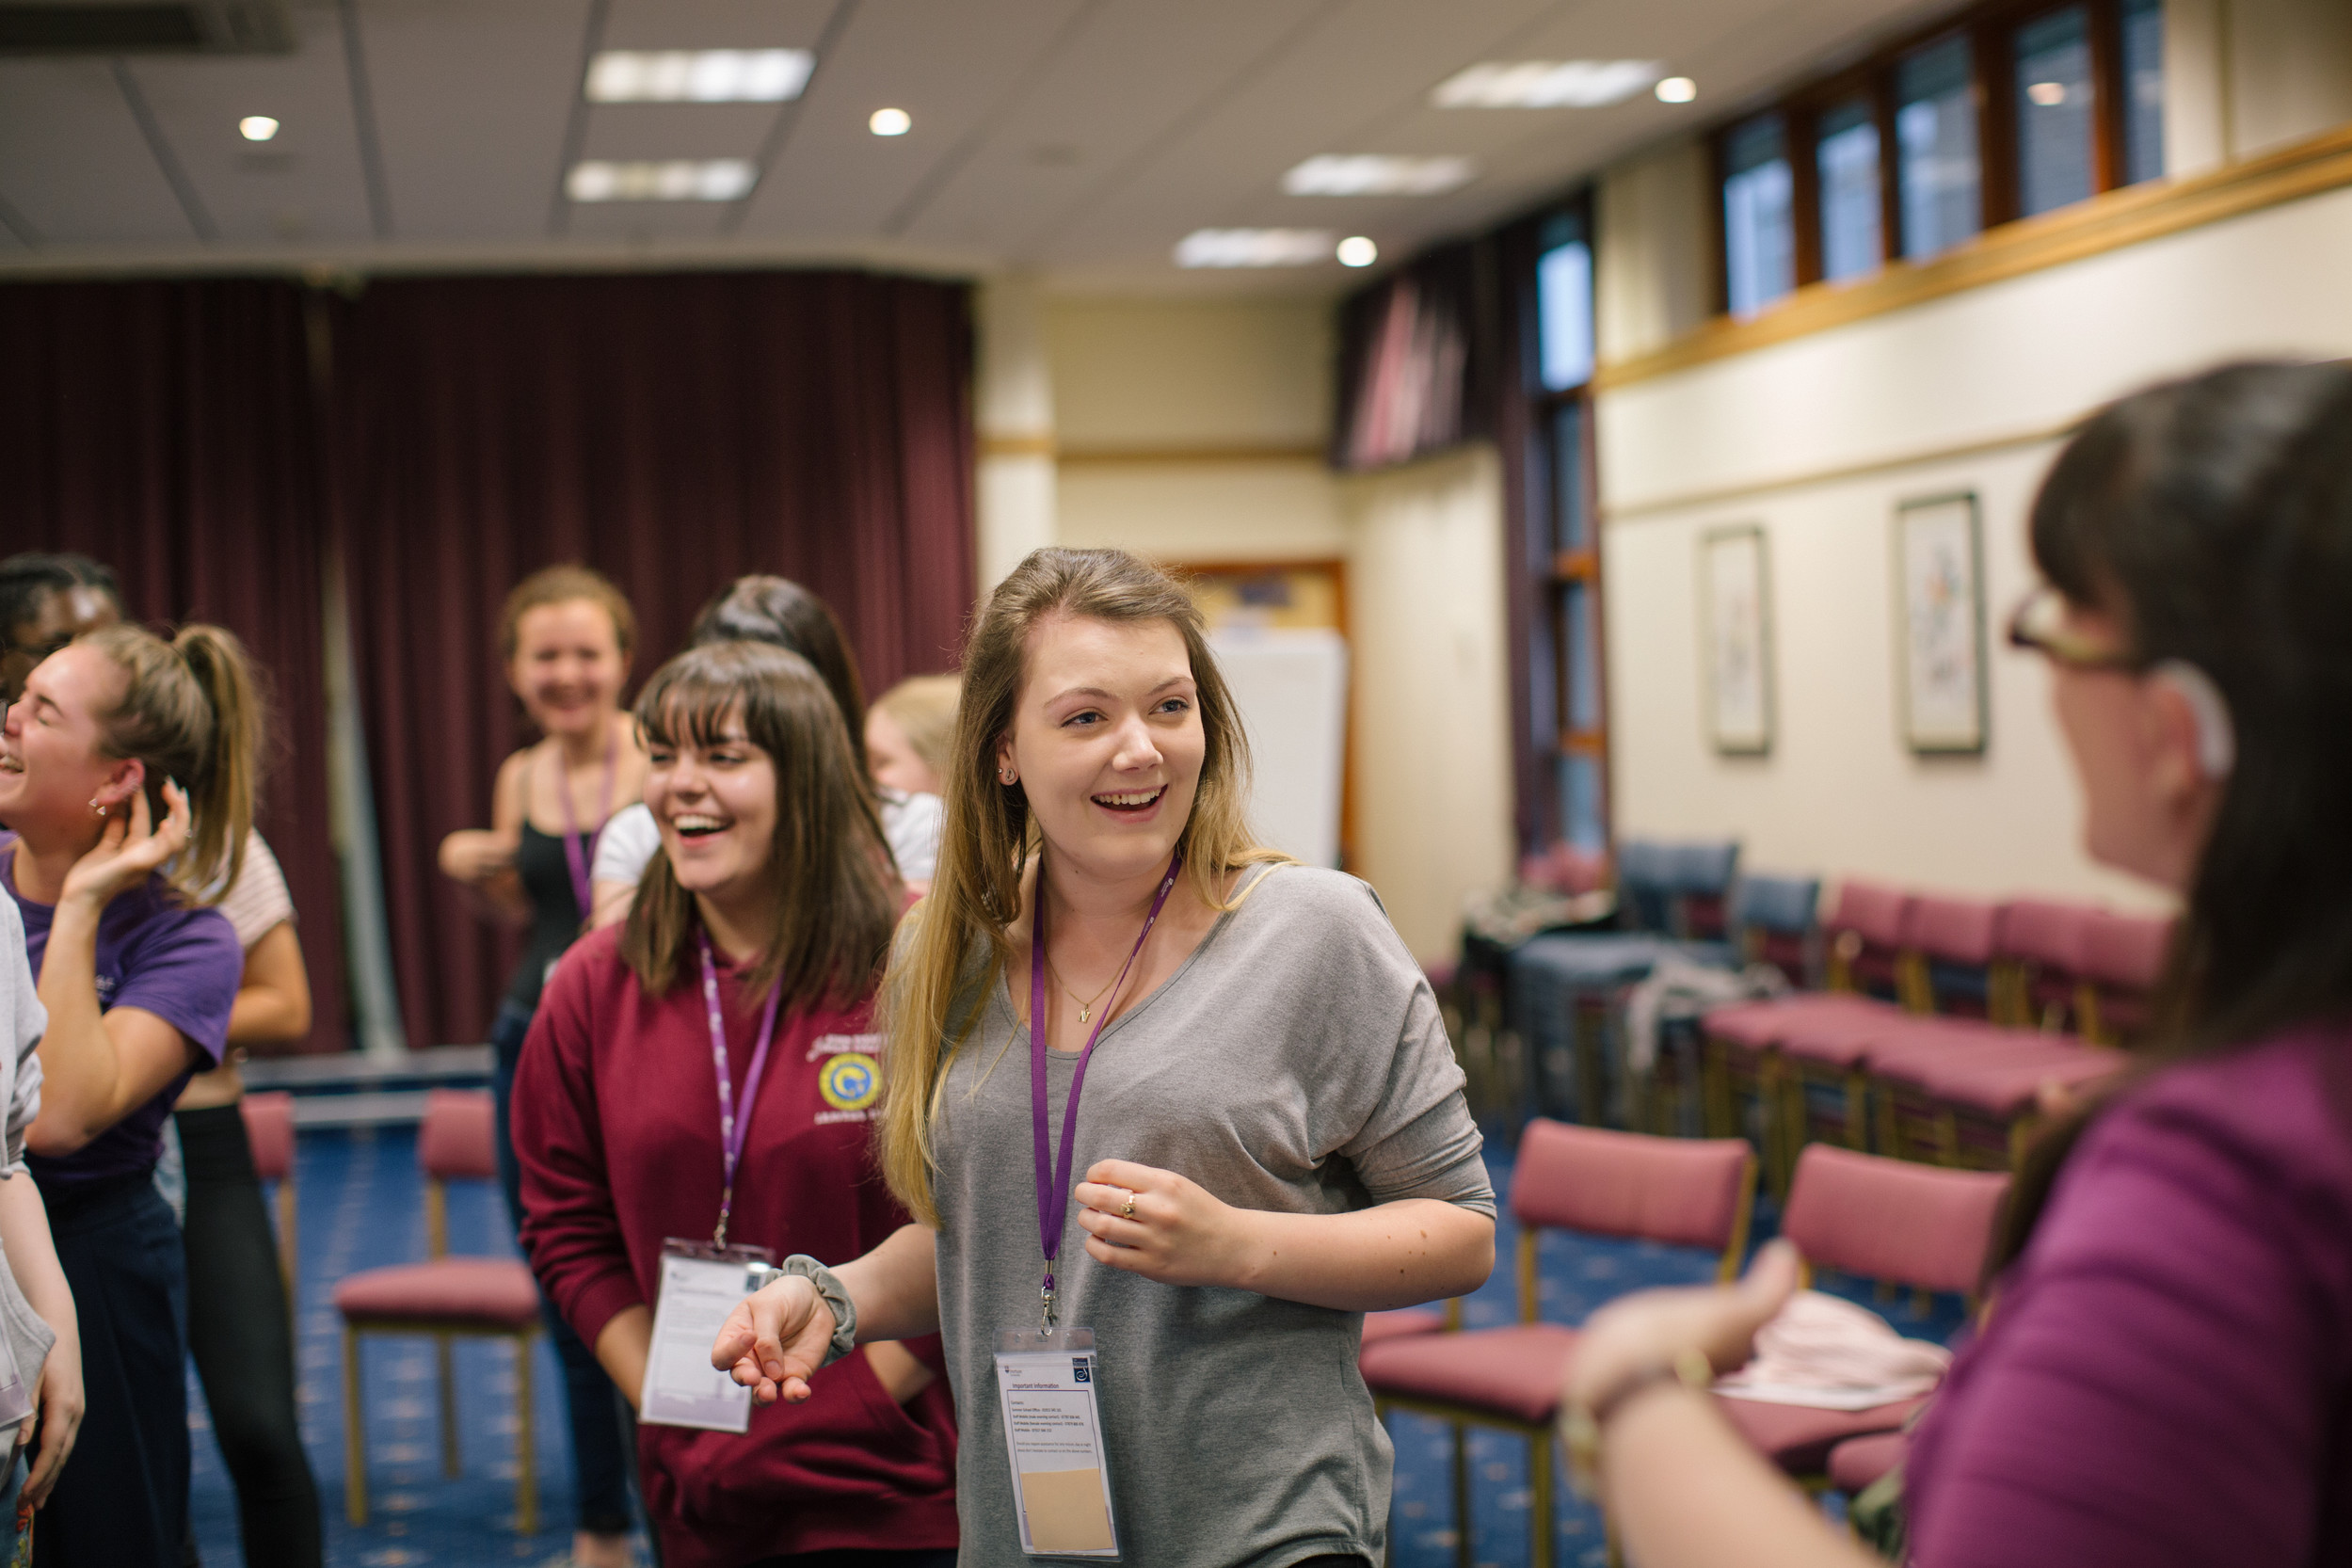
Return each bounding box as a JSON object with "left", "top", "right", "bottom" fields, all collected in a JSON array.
[
  {"left": 328, "top": 270, "right": 976, "bottom": 1050},
  {"left": 0, "top": 279, "right": 348, "bottom": 1054}
]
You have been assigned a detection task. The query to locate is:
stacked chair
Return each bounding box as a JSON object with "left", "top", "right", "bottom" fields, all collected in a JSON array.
[
  {"left": 1507, "top": 839, "right": 1739, "bottom": 1127},
  {"left": 1359, "top": 1120, "right": 1755, "bottom": 1568}
]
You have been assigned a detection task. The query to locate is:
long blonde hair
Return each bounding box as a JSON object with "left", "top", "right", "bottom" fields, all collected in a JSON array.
[{"left": 876, "top": 549, "right": 1289, "bottom": 1225}]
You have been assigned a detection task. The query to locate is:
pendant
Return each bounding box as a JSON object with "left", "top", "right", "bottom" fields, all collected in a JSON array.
[{"left": 1078, "top": 1004, "right": 1092, "bottom": 1025}]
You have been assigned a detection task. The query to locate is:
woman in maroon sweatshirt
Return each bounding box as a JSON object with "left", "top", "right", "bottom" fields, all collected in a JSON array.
[{"left": 512, "top": 639, "right": 956, "bottom": 1567}]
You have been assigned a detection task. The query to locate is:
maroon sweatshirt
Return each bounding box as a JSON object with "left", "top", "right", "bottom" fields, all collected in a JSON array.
[{"left": 512, "top": 925, "right": 957, "bottom": 1566}]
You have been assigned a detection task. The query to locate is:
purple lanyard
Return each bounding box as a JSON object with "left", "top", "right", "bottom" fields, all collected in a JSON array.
[
  {"left": 552, "top": 731, "right": 619, "bottom": 920},
  {"left": 1030, "top": 851, "right": 1181, "bottom": 1334},
  {"left": 697, "top": 932, "right": 784, "bottom": 1248}
]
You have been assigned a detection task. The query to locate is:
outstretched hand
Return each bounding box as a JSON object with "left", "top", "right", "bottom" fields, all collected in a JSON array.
[
  {"left": 712, "top": 1274, "right": 838, "bottom": 1407},
  {"left": 59, "top": 780, "right": 188, "bottom": 912},
  {"left": 1561, "top": 1240, "right": 1804, "bottom": 1413}
]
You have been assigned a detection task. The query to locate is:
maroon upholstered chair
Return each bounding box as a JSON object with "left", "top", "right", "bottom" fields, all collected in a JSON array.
[
  {"left": 241, "top": 1091, "right": 298, "bottom": 1299},
  {"left": 1991, "top": 899, "right": 2100, "bottom": 1031},
  {"left": 1869, "top": 1024, "right": 2126, "bottom": 1169},
  {"left": 2074, "top": 910, "right": 2174, "bottom": 1046},
  {"left": 1827, "top": 1429, "right": 1909, "bottom": 1495},
  {"left": 1718, "top": 1146, "right": 2006, "bottom": 1480},
  {"left": 333, "top": 1089, "right": 541, "bottom": 1534},
  {"left": 1902, "top": 896, "right": 2006, "bottom": 1016},
  {"left": 1822, "top": 880, "right": 1917, "bottom": 999},
  {"left": 1360, "top": 1307, "right": 1449, "bottom": 1352},
  {"left": 1359, "top": 1121, "right": 1756, "bottom": 1568}
]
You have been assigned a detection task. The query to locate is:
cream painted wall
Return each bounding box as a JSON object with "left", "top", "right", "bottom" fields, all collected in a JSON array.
[
  {"left": 1340, "top": 448, "right": 1517, "bottom": 960},
  {"left": 1044, "top": 296, "right": 1333, "bottom": 449},
  {"left": 1596, "top": 180, "right": 2352, "bottom": 910}
]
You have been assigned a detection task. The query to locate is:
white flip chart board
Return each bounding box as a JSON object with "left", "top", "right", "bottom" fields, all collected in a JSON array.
[{"left": 1206, "top": 627, "right": 1349, "bottom": 870}]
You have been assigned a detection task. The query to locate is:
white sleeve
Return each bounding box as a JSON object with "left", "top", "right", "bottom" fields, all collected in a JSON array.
[
  {"left": 590, "top": 803, "right": 662, "bottom": 886},
  {"left": 0, "top": 901, "right": 42, "bottom": 1177},
  {"left": 882, "top": 791, "right": 944, "bottom": 884}
]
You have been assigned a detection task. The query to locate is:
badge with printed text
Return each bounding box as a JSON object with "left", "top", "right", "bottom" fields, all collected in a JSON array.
[
  {"left": 639, "top": 1241, "right": 775, "bottom": 1432},
  {"left": 994, "top": 1327, "right": 1120, "bottom": 1558}
]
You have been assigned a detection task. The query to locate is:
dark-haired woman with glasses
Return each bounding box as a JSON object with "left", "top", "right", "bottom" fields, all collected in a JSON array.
[{"left": 1551, "top": 361, "right": 2352, "bottom": 1568}]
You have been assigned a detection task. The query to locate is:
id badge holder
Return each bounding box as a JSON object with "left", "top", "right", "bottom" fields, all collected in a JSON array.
[
  {"left": 638, "top": 1240, "right": 776, "bottom": 1432},
  {"left": 994, "top": 1328, "right": 1120, "bottom": 1558}
]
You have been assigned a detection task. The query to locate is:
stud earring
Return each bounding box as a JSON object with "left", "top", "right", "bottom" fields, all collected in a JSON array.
[
  {"left": 1000, "top": 769, "right": 1017, "bottom": 785},
  {"left": 89, "top": 798, "right": 106, "bottom": 818}
]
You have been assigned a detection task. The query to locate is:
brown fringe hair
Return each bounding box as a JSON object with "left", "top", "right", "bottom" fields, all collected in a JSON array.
[
  {"left": 499, "top": 564, "right": 637, "bottom": 664},
  {"left": 82, "top": 622, "right": 264, "bottom": 904},
  {"left": 875, "top": 548, "right": 1291, "bottom": 1227},
  {"left": 618, "top": 641, "right": 898, "bottom": 1013}
]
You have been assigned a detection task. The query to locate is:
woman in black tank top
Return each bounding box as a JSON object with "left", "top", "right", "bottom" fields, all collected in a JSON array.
[{"left": 438, "top": 565, "right": 648, "bottom": 1568}]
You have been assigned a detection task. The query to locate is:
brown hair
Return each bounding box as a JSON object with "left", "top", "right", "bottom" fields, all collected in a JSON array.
[
  {"left": 875, "top": 548, "right": 1290, "bottom": 1225},
  {"left": 82, "top": 623, "right": 264, "bottom": 904},
  {"left": 618, "top": 641, "right": 898, "bottom": 1013},
  {"left": 499, "top": 564, "right": 636, "bottom": 664},
  {"left": 687, "top": 575, "right": 871, "bottom": 783},
  {"left": 872, "top": 673, "right": 961, "bottom": 783}
]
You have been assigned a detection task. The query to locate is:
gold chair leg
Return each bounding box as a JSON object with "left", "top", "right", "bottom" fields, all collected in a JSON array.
[
  {"left": 1530, "top": 1427, "right": 1556, "bottom": 1568},
  {"left": 1842, "top": 1072, "right": 1869, "bottom": 1150},
  {"left": 438, "top": 1332, "right": 459, "bottom": 1478},
  {"left": 343, "top": 1326, "right": 367, "bottom": 1526},
  {"left": 515, "top": 1329, "right": 538, "bottom": 1535},
  {"left": 1450, "top": 1419, "right": 1471, "bottom": 1568},
  {"left": 277, "top": 1180, "right": 298, "bottom": 1311},
  {"left": 1933, "top": 1109, "right": 1961, "bottom": 1167}
]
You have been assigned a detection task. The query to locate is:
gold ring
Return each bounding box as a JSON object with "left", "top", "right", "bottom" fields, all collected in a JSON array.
[{"left": 1120, "top": 1192, "right": 1137, "bottom": 1220}]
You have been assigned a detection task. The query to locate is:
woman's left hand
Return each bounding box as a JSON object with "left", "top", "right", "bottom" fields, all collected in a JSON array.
[{"left": 1074, "top": 1160, "right": 1257, "bottom": 1289}]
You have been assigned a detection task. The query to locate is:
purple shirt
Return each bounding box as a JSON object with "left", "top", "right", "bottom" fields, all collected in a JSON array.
[
  {"left": 0, "top": 833, "right": 239, "bottom": 1186},
  {"left": 1907, "top": 1030, "right": 2352, "bottom": 1566}
]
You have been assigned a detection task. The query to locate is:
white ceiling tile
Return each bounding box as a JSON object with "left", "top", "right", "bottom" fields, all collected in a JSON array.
[
  {"left": 598, "top": 0, "right": 837, "bottom": 54},
  {"left": 563, "top": 198, "right": 732, "bottom": 239},
  {"left": 0, "top": 58, "right": 200, "bottom": 244},
  {"left": 120, "top": 8, "right": 380, "bottom": 247},
  {"left": 577, "top": 103, "right": 776, "bottom": 160}
]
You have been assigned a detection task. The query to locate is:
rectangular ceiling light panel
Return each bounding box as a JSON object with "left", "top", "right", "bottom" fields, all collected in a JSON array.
[
  {"left": 567, "top": 159, "right": 758, "bottom": 201},
  {"left": 1281, "top": 155, "right": 1475, "bottom": 197},
  {"left": 585, "top": 48, "right": 813, "bottom": 103},
  {"left": 1432, "top": 60, "right": 1663, "bottom": 107},
  {"left": 1175, "top": 229, "right": 1335, "bottom": 268}
]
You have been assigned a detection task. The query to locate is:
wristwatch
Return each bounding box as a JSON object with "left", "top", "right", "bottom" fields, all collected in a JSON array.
[{"left": 1560, "top": 1345, "right": 1716, "bottom": 1497}]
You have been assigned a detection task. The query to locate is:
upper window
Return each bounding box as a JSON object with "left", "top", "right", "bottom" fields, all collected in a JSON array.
[
  {"left": 1710, "top": 0, "right": 2168, "bottom": 319},
  {"left": 2015, "top": 8, "right": 2096, "bottom": 216},
  {"left": 1816, "top": 97, "right": 1883, "bottom": 282},
  {"left": 1723, "top": 114, "right": 1795, "bottom": 317},
  {"left": 1896, "top": 36, "right": 1981, "bottom": 259},
  {"left": 2122, "top": 0, "right": 2166, "bottom": 183},
  {"left": 1536, "top": 232, "right": 1595, "bottom": 392}
]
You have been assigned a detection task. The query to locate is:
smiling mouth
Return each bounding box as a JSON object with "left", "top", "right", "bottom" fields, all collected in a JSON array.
[
  {"left": 670, "top": 813, "right": 731, "bottom": 839},
  {"left": 1091, "top": 787, "right": 1164, "bottom": 813}
]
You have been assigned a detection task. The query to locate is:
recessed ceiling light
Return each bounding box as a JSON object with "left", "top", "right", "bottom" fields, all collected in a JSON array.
[
  {"left": 239, "top": 116, "right": 279, "bottom": 141},
  {"left": 2027, "top": 80, "right": 2068, "bottom": 106},
  {"left": 584, "top": 49, "right": 812, "bottom": 104},
  {"left": 1282, "top": 155, "right": 1475, "bottom": 197},
  {"left": 1655, "top": 76, "right": 1698, "bottom": 104},
  {"left": 1175, "top": 229, "right": 1336, "bottom": 268},
  {"left": 566, "top": 159, "right": 758, "bottom": 202},
  {"left": 1432, "top": 60, "right": 1663, "bottom": 108},
  {"left": 870, "top": 107, "right": 912, "bottom": 136},
  {"left": 1336, "top": 235, "right": 1379, "bottom": 267}
]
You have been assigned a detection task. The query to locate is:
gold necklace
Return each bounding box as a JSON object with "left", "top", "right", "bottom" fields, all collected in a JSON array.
[{"left": 1045, "top": 952, "right": 1122, "bottom": 1026}]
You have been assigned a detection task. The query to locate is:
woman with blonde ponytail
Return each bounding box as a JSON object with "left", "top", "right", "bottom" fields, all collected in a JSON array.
[
  {"left": 0, "top": 620, "right": 264, "bottom": 1566},
  {"left": 716, "top": 548, "right": 1496, "bottom": 1568}
]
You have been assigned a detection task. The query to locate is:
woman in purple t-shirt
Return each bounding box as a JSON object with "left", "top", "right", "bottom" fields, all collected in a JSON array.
[
  {"left": 0, "top": 620, "right": 258, "bottom": 1567},
  {"left": 1556, "top": 361, "right": 2352, "bottom": 1568}
]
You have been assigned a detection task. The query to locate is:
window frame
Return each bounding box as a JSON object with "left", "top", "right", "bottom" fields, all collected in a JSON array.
[{"left": 1707, "top": 0, "right": 2155, "bottom": 313}]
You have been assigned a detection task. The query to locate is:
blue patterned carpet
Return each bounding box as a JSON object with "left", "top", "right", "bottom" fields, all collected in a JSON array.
[{"left": 191, "top": 1127, "right": 1962, "bottom": 1567}]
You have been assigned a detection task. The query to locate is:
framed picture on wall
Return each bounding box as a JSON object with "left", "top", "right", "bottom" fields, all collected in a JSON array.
[
  {"left": 1894, "top": 492, "right": 1988, "bottom": 755},
  {"left": 1699, "top": 524, "right": 1772, "bottom": 756}
]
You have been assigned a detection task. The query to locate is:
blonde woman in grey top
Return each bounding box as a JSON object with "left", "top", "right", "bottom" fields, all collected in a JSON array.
[{"left": 716, "top": 549, "right": 1496, "bottom": 1567}]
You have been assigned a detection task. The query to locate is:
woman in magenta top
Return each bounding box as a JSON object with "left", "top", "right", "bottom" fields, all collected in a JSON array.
[
  {"left": 1557, "top": 360, "right": 2352, "bottom": 1568},
  {"left": 511, "top": 639, "right": 955, "bottom": 1568}
]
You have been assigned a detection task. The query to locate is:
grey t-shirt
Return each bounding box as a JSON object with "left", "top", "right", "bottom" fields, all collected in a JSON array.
[{"left": 933, "top": 864, "right": 1494, "bottom": 1568}]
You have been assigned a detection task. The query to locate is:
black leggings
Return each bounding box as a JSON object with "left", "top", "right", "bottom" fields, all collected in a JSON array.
[
  {"left": 33, "top": 1173, "right": 188, "bottom": 1568},
  {"left": 177, "top": 1104, "right": 322, "bottom": 1568}
]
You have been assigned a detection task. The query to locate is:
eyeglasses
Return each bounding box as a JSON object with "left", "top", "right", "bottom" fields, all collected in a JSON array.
[{"left": 2006, "top": 585, "right": 2138, "bottom": 672}]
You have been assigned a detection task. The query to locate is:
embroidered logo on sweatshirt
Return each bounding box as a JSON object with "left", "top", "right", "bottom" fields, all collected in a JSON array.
[{"left": 817, "top": 1052, "right": 880, "bottom": 1114}]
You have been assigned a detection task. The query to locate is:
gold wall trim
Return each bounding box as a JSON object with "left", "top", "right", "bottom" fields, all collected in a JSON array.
[
  {"left": 978, "top": 432, "right": 1057, "bottom": 459},
  {"left": 1602, "top": 417, "right": 2080, "bottom": 522},
  {"left": 1054, "top": 442, "right": 1327, "bottom": 468},
  {"left": 1593, "top": 122, "right": 2352, "bottom": 392}
]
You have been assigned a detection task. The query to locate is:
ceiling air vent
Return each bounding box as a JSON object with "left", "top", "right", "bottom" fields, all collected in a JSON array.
[{"left": 0, "top": 2, "right": 291, "bottom": 54}]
